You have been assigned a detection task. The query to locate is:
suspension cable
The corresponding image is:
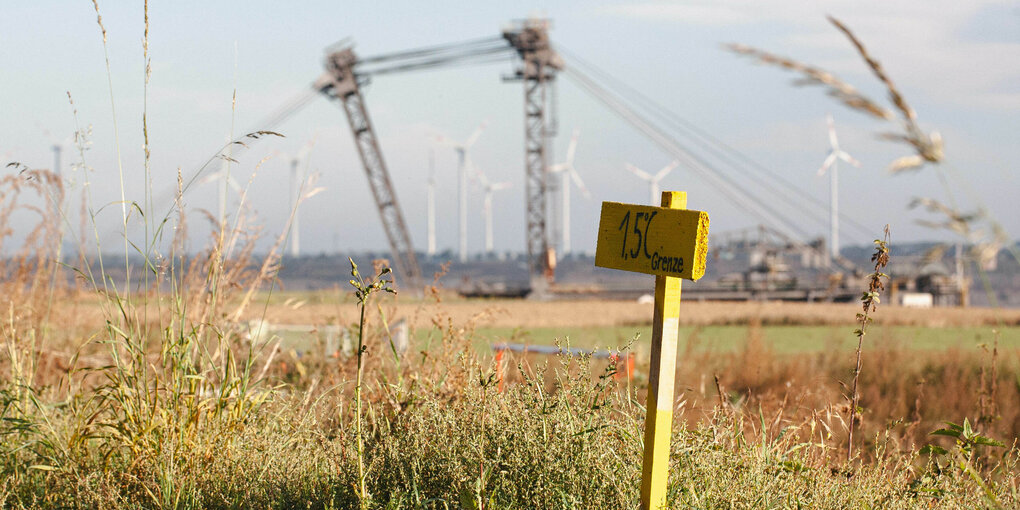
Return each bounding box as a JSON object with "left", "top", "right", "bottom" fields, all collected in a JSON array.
[
  {"left": 360, "top": 44, "right": 512, "bottom": 76},
  {"left": 562, "top": 47, "right": 833, "bottom": 228},
  {"left": 558, "top": 45, "right": 877, "bottom": 242},
  {"left": 356, "top": 36, "right": 504, "bottom": 64},
  {"left": 565, "top": 66, "right": 814, "bottom": 240}
]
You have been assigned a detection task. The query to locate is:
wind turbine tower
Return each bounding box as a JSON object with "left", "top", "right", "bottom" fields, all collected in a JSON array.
[
  {"left": 818, "top": 114, "right": 860, "bottom": 261},
  {"left": 41, "top": 129, "right": 71, "bottom": 180},
  {"left": 289, "top": 158, "right": 301, "bottom": 257},
  {"left": 216, "top": 134, "right": 233, "bottom": 226},
  {"left": 435, "top": 120, "right": 488, "bottom": 263},
  {"left": 476, "top": 167, "right": 511, "bottom": 255},
  {"left": 42, "top": 129, "right": 74, "bottom": 254},
  {"left": 50, "top": 143, "right": 64, "bottom": 250},
  {"left": 426, "top": 149, "right": 437, "bottom": 256},
  {"left": 42, "top": 131, "right": 72, "bottom": 229},
  {"left": 51, "top": 145, "right": 61, "bottom": 179},
  {"left": 547, "top": 129, "right": 591, "bottom": 256},
  {"left": 286, "top": 137, "right": 318, "bottom": 258},
  {"left": 625, "top": 160, "right": 679, "bottom": 205},
  {"left": 201, "top": 156, "right": 242, "bottom": 226}
]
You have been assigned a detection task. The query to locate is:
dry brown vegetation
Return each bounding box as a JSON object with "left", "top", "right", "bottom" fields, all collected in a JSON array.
[{"left": 247, "top": 296, "right": 1020, "bottom": 329}]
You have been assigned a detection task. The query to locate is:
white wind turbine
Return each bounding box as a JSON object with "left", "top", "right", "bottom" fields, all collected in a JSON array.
[
  {"left": 818, "top": 114, "right": 861, "bottom": 261},
  {"left": 426, "top": 148, "right": 437, "bottom": 256},
  {"left": 435, "top": 120, "right": 488, "bottom": 263},
  {"left": 42, "top": 130, "right": 74, "bottom": 245},
  {"left": 547, "top": 129, "right": 591, "bottom": 256},
  {"left": 625, "top": 159, "right": 679, "bottom": 205},
  {"left": 201, "top": 168, "right": 242, "bottom": 198},
  {"left": 201, "top": 147, "right": 243, "bottom": 226},
  {"left": 475, "top": 166, "right": 511, "bottom": 255},
  {"left": 205, "top": 134, "right": 241, "bottom": 226},
  {"left": 282, "top": 136, "right": 319, "bottom": 258}
]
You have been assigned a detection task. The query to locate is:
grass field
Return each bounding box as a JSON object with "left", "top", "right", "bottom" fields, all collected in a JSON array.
[
  {"left": 241, "top": 295, "right": 1020, "bottom": 357},
  {"left": 3, "top": 250, "right": 1019, "bottom": 508},
  {"left": 7, "top": 287, "right": 1020, "bottom": 508},
  {"left": 253, "top": 292, "right": 1020, "bottom": 328},
  {"left": 473, "top": 323, "right": 1020, "bottom": 353}
]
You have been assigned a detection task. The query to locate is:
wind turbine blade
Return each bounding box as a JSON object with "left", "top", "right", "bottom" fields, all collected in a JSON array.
[
  {"left": 837, "top": 151, "right": 861, "bottom": 167},
  {"left": 199, "top": 171, "right": 223, "bottom": 185},
  {"left": 654, "top": 160, "right": 680, "bottom": 181},
  {"left": 818, "top": 152, "right": 837, "bottom": 176},
  {"left": 228, "top": 176, "right": 243, "bottom": 193},
  {"left": 827, "top": 114, "right": 839, "bottom": 150},
  {"left": 547, "top": 163, "right": 567, "bottom": 174},
  {"left": 492, "top": 181, "right": 512, "bottom": 191},
  {"left": 569, "top": 167, "right": 592, "bottom": 200},
  {"left": 476, "top": 168, "right": 490, "bottom": 187},
  {"left": 302, "top": 186, "right": 327, "bottom": 200},
  {"left": 428, "top": 148, "right": 437, "bottom": 183},
  {"left": 466, "top": 157, "right": 487, "bottom": 186},
  {"left": 430, "top": 132, "right": 458, "bottom": 148},
  {"left": 464, "top": 119, "right": 489, "bottom": 148},
  {"left": 625, "top": 163, "right": 653, "bottom": 181},
  {"left": 273, "top": 149, "right": 292, "bottom": 162},
  {"left": 295, "top": 134, "right": 320, "bottom": 162},
  {"left": 565, "top": 129, "right": 579, "bottom": 164}
]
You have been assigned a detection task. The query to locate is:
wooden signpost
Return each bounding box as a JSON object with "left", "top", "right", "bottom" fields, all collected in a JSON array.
[{"left": 595, "top": 191, "right": 709, "bottom": 510}]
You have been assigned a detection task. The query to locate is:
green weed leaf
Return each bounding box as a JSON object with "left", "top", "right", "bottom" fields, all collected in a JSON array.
[
  {"left": 920, "top": 445, "right": 948, "bottom": 456},
  {"left": 972, "top": 436, "right": 1005, "bottom": 448}
]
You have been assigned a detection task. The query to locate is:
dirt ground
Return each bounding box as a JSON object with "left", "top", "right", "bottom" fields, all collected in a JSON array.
[{"left": 253, "top": 296, "right": 1020, "bottom": 330}]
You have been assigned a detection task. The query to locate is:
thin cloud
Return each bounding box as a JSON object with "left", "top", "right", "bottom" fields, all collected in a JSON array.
[
  {"left": 596, "top": 2, "right": 757, "bottom": 26},
  {"left": 596, "top": 0, "right": 1020, "bottom": 111}
]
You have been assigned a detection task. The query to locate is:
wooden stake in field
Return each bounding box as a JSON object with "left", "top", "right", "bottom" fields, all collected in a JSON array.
[{"left": 595, "top": 191, "right": 709, "bottom": 510}]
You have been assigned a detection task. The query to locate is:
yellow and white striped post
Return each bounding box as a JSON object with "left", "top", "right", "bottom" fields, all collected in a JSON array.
[
  {"left": 594, "top": 191, "right": 709, "bottom": 510},
  {"left": 640, "top": 191, "right": 686, "bottom": 509}
]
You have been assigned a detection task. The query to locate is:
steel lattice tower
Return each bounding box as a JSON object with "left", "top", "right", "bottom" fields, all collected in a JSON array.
[
  {"left": 503, "top": 19, "right": 563, "bottom": 294},
  {"left": 318, "top": 48, "right": 424, "bottom": 293}
]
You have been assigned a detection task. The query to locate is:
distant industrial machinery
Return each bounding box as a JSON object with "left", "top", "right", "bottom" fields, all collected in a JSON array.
[
  {"left": 502, "top": 19, "right": 565, "bottom": 291},
  {"left": 315, "top": 47, "right": 426, "bottom": 292},
  {"left": 306, "top": 20, "right": 564, "bottom": 294},
  {"left": 212, "top": 17, "right": 888, "bottom": 297}
]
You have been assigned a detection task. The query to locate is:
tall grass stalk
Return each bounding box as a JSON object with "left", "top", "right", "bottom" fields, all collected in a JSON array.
[
  {"left": 89, "top": 0, "right": 130, "bottom": 293},
  {"left": 141, "top": 0, "right": 155, "bottom": 337}
]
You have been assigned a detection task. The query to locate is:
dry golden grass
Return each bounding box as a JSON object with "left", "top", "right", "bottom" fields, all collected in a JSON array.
[{"left": 246, "top": 297, "right": 1020, "bottom": 329}]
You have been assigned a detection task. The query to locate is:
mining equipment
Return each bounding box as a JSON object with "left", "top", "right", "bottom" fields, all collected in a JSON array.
[{"left": 304, "top": 20, "right": 563, "bottom": 296}]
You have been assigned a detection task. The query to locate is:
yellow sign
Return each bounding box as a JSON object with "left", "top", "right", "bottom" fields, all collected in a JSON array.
[{"left": 594, "top": 201, "right": 709, "bottom": 280}]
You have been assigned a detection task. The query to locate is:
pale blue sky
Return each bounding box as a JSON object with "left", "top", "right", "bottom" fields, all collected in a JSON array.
[{"left": 1, "top": 1, "right": 1017, "bottom": 256}]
